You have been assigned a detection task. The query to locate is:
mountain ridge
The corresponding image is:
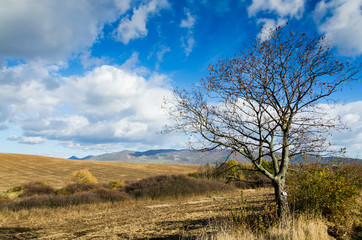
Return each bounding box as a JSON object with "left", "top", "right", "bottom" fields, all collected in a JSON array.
[{"left": 69, "top": 149, "right": 362, "bottom": 165}]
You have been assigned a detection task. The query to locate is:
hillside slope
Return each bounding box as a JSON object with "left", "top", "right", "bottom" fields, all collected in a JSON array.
[
  {"left": 89, "top": 149, "right": 250, "bottom": 165},
  {"left": 0, "top": 153, "right": 197, "bottom": 191},
  {"left": 87, "top": 149, "right": 361, "bottom": 165}
]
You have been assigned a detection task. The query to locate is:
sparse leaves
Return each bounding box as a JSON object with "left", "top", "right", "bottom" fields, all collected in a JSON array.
[{"left": 165, "top": 24, "right": 360, "bottom": 222}]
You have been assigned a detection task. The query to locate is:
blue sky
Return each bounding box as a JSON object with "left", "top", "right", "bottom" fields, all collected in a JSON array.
[{"left": 0, "top": 0, "right": 361, "bottom": 158}]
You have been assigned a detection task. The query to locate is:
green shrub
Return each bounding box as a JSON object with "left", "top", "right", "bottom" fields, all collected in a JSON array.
[
  {"left": 69, "top": 169, "right": 98, "bottom": 184},
  {"left": 125, "top": 175, "right": 233, "bottom": 199},
  {"left": 288, "top": 163, "right": 361, "bottom": 221}
]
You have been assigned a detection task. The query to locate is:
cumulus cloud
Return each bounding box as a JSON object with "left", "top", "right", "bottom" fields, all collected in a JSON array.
[
  {"left": 248, "top": 0, "right": 305, "bottom": 19},
  {"left": 0, "top": 59, "right": 174, "bottom": 150},
  {"left": 114, "top": 0, "right": 170, "bottom": 44},
  {"left": 180, "top": 8, "right": 196, "bottom": 56},
  {"left": 248, "top": 1, "right": 305, "bottom": 44},
  {"left": 7, "top": 135, "right": 46, "bottom": 145},
  {"left": 0, "top": 0, "right": 130, "bottom": 62},
  {"left": 319, "top": 101, "right": 362, "bottom": 157},
  {"left": 314, "top": 0, "right": 362, "bottom": 56},
  {"left": 256, "top": 18, "right": 287, "bottom": 41}
]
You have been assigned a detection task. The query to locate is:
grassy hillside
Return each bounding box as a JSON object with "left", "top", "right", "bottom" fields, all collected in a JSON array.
[{"left": 0, "top": 153, "right": 198, "bottom": 191}]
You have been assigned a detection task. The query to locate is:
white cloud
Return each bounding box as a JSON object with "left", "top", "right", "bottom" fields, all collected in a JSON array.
[
  {"left": 114, "top": 0, "right": 170, "bottom": 44},
  {"left": 256, "top": 18, "right": 287, "bottom": 41},
  {"left": 153, "top": 45, "right": 171, "bottom": 70},
  {"left": 248, "top": 0, "right": 305, "bottom": 19},
  {"left": 0, "top": 60, "right": 174, "bottom": 150},
  {"left": 180, "top": 10, "right": 196, "bottom": 29},
  {"left": 0, "top": 0, "right": 130, "bottom": 62},
  {"left": 8, "top": 135, "right": 46, "bottom": 144},
  {"left": 181, "top": 36, "right": 196, "bottom": 56},
  {"left": 180, "top": 9, "right": 196, "bottom": 56},
  {"left": 0, "top": 63, "right": 60, "bottom": 127},
  {"left": 319, "top": 101, "right": 362, "bottom": 157},
  {"left": 314, "top": 0, "right": 362, "bottom": 56}
]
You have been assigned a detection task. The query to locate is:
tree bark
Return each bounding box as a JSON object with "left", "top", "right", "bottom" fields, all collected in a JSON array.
[{"left": 272, "top": 178, "right": 289, "bottom": 227}]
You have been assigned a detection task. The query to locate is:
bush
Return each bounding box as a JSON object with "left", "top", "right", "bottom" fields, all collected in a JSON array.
[
  {"left": 19, "top": 182, "right": 55, "bottom": 197},
  {"left": 4, "top": 193, "right": 98, "bottom": 210},
  {"left": 57, "top": 182, "right": 98, "bottom": 195},
  {"left": 108, "top": 180, "right": 125, "bottom": 190},
  {"left": 125, "top": 175, "right": 233, "bottom": 199},
  {"left": 233, "top": 173, "right": 272, "bottom": 189},
  {"left": 69, "top": 169, "right": 98, "bottom": 184},
  {"left": 95, "top": 187, "right": 130, "bottom": 202},
  {"left": 288, "top": 163, "right": 361, "bottom": 221},
  {"left": 2, "top": 188, "right": 130, "bottom": 210}
]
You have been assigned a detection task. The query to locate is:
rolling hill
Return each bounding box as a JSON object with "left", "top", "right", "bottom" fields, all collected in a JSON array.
[
  {"left": 0, "top": 153, "right": 198, "bottom": 191},
  {"left": 81, "top": 149, "right": 361, "bottom": 165},
  {"left": 87, "top": 149, "right": 250, "bottom": 165}
]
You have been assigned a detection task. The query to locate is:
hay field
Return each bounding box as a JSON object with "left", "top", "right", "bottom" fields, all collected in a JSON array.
[
  {"left": 0, "top": 153, "right": 198, "bottom": 191},
  {"left": 0, "top": 189, "right": 265, "bottom": 239}
]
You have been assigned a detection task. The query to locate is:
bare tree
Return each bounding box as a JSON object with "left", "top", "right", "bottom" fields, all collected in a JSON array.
[{"left": 165, "top": 25, "right": 360, "bottom": 224}]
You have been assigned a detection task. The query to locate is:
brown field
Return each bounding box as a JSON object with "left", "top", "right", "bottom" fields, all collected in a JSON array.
[
  {"left": 0, "top": 153, "right": 198, "bottom": 191},
  {"left": 0, "top": 153, "right": 342, "bottom": 239},
  {"left": 0, "top": 188, "right": 335, "bottom": 240},
  {"left": 0, "top": 188, "right": 273, "bottom": 239}
]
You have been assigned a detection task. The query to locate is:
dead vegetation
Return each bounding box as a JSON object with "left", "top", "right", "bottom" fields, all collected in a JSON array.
[
  {"left": 0, "top": 154, "right": 361, "bottom": 239},
  {"left": 0, "top": 188, "right": 341, "bottom": 239}
]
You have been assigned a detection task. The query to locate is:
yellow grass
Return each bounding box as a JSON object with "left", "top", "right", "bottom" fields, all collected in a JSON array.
[
  {"left": 201, "top": 215, "right": 333, "bottom": 240},
  {"left": 0, "top": 188, "right": 335, "bottom": 239},
  {"left": 0, "top": 153, "right": 198, "bottom": 191}
]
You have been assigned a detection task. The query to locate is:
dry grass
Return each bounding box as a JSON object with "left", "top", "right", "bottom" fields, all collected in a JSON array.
[
  {"left": 0, "top": 188, "right": 337, "bottom": 239},
  {"left": 0, "top": 153, "right": 198, "bottom": 191},
  {"left": 201, "top": 215, "right": 333, "bottom": 240},
  {"left": 0, "top": 191, "right": 238, "bottom": 239}
]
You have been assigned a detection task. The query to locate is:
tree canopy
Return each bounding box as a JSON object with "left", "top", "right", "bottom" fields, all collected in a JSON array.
[{"left": 165, "top": 24, "right": 360, "bottom": 223}]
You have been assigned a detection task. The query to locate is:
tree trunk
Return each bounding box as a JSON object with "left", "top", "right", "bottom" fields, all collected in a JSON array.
[{"left": 272, "top": 178, "right": 289, "bottom": 227}]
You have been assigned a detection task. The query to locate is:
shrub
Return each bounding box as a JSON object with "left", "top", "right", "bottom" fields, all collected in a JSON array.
[
  {"left": 233, "top": 173, "right": 272, "bottom": 189},
  {"left": 2, "top": 189, "right": 130, "bottom": 210},
  {"left": 69, "top": 169, "right": 98, "bottom": 184},
  {"left": 57, "top": 182, "right": 98, "bottom": 195},
  {"left": 108, "top": 180, "right": 125, "bottom": 190},
  {"left": 288, "top": 163, "right": 361, "bottom": 221},
  {"left": 7, "top": 185, "right": 24, "bottom": 193},
  {"left": 95, "top": 187, "right": 130, "bottom": 202},
  {"left": 19, "top": 182, "right": 55, "bottom": 197},
  {"left": 3, "top": 193, "right": 98, "bottom": 210},
  {"left": 213, "top": 159, "right": 245, "bottom": 182},
  {"left": 125, "top": 175, "right": 233, "bottom": 199},
  {"left": 0, "top": 193, "right": 11, "bottom": 202}
]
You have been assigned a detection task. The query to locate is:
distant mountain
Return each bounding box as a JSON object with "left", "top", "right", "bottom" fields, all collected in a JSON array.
[
  {"left": 68, "top": 155, "right": 94, "bottom": 160},
  {"left": 87, "top": 149, "right": 250, "bottom": 165},
  {"left": 70, "top": 149, "right": 361, "bottom": 165}
]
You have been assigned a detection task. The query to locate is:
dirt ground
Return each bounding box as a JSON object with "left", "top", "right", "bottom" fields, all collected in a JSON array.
[{"left": 0, "top": 188, "right": 274, "bottom": 239}]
